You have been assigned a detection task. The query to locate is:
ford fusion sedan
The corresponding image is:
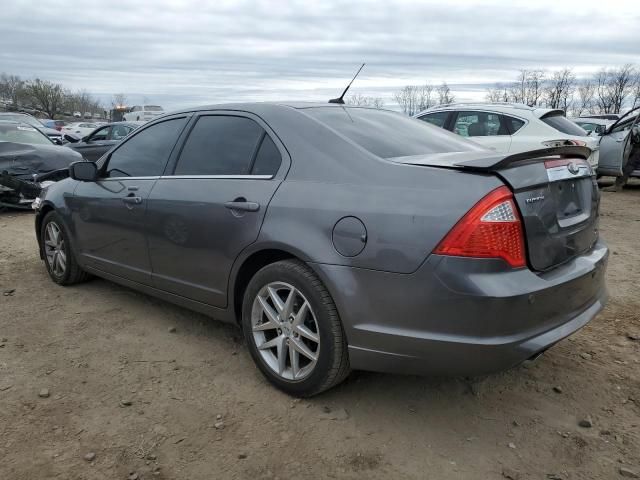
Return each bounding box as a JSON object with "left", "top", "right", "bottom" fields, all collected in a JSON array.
[{"left": 33, "top": 103, "right": 608, "bottom": 397}]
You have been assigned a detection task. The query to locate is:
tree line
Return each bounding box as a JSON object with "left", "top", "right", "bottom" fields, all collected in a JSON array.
[
  {"left": 348, "top": 64, "right": 640, "bottom": 117},
  {"left": 0, "top": 72, "right": 107, "bottom": 119},
  {"left": 485, "top": 64, "right": 640, "bottom": 115}
]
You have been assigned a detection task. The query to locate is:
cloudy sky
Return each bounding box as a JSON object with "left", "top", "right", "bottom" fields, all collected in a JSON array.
[{"left": 2, "top": 0, "right": 639, "bottom": 109}]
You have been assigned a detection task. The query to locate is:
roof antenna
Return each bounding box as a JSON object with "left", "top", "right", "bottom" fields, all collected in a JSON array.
[{"left": 329, "top": 63, "right": 365, "bottom": 104}]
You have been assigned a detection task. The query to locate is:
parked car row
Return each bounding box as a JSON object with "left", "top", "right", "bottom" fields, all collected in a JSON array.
[{"left": 415, "top": 102, "right": 640, "bottom": 179}]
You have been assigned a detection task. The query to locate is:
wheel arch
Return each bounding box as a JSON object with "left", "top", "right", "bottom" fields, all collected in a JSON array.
[{"left": 230, "top": 244, "right": 319, "bottom": 324}]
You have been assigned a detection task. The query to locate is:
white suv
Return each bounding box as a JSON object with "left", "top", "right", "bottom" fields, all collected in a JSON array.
[
  {"left": 414, "top": 103, "right": 600, "bottom": 169},
  {"left": 123, "top": 105, "right": 165, "bottom": 122}
]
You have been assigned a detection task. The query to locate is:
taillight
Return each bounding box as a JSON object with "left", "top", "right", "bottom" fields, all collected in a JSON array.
[
  {"left": 434, "top": 186, "right": 526, "bottom": 268},
  {"left": 542, "top": 139, "right": 587, "bottom": 147}
]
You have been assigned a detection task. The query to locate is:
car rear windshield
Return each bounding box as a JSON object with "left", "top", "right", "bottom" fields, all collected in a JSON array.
[
  {"left": 144, "top": 105, "right": 163, "bottom": 111},
  {"left": 303, "top": 107, "right": 483, "bottom": 159},
  {"left": 541, "top": 113, "right": 588, "bottom": 136}
]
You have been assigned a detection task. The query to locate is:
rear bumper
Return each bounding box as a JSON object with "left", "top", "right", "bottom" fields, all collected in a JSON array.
[{"left": 310, "top": 239, "right": 608, "bottom": 376}]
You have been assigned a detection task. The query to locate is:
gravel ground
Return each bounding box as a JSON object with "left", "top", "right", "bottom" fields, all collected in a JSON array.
[{"left": 0, "top": 180, "right": 639, "bottom": 480}]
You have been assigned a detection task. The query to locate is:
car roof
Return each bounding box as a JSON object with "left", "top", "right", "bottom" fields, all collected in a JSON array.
[
  {"left": 569, "top": 117, "right": 612, "bottom": 125},
  {"left": 414, "top": 102, "right": 564, "bottom": 119},
  {"left": 163, "top": 101, "right": 389, "bottom": 118}
]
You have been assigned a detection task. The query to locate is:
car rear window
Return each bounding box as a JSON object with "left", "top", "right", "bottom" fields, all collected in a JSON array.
[
  {"left": 541, "top": 113, "right": 588, "bottom": 136},
  {"left": 303, "top": 107, "right": 482, "bottom": 159}
]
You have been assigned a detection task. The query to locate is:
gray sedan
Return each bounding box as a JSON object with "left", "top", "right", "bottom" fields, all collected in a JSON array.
[{"left": 33, "top": 103, "right": 608, "bottom": 397}]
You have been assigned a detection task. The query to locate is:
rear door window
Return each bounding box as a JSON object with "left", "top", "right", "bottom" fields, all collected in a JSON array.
[
  {"left": 453, "top": 111, "right": 507, "bottom": 137},
  {"left": 505, "top": 116, "right": 525, "bottom": 133},
  {"left": 417, "top": 111, "right": 449, "bottom": 128},
  {"left": 174, "top": 115, "right": 264, "bottom": 175},
  {"left": 251, "top": 134, "right": 282, "bottom": 176}
]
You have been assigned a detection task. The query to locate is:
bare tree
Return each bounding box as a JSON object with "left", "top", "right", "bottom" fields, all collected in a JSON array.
[
  {"left": 608, "top": 64, "right": 635, "bottom": 113},
  {"left": 575, "top": 80, "right": 596, "bottom": 116},
  {"left": 544, "top": 68, "right": 575, "bottom": 111},
  {"left": 26, "top": 79, "right": 65, "bottom": 118},
  {"left": 631, "top": 73, "right": 640, "bottom": 110},
  {"left": 436, "top": 82, "right": 454, "bottom": 105},
  {"left": 485, "top": 84, "right": 510, "bottom": 102},
  {"left": 346, "top": 93, "right": 385, "bottom": 108},
  {"left": 526, "top": 70, "right": 545, "bottom": 106},
  {"left": 394, "top": 84, "right": 432, "bottom": 115},
  {"left": 0, "top": 73, "right": 26, "bottom": 107}
]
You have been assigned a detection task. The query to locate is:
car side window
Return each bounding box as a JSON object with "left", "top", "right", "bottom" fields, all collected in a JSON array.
[
  {"left": 104, "top": 118, "right": 186, "bottom": 178},
  {"left": 251, "top": 134, "right": 282, "bottom": 176},
  {"left": 418, "top": 112, "right": 449, "bottom": 128},
  {"left": 174, "top": 115, "right": 264, "bottom": 176},
  {"left": 504, "top": 116, "right": 525, "bottom": 134},
  {"left": 453, "top": 111, "right": 506, "bottom": 137},
  {"left": 90, "top": 126, "right": 110, "bottom": 142},
  {"left": 110, "top": 125, "right": 132, "bottom": 140}
]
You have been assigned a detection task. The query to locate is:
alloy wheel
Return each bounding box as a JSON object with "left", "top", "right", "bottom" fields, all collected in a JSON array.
[
  {"left": 251, "top": 282, "right": 320, "bottom": 381},
  {"left": 44, "top": 222, "right": 67, "bottom": 277}
]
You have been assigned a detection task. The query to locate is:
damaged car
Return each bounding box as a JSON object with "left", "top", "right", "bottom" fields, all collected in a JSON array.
[{"left": 0, "top": 121, "right": 82, "bottom": 209}]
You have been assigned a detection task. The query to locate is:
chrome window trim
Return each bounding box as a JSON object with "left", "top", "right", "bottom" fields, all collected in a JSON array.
[
  {"left": 158, "top": 174, "right": 273, "bottom": 180},
  {"left": 100, "top": 176, "right": 161, "bottom": 181}
]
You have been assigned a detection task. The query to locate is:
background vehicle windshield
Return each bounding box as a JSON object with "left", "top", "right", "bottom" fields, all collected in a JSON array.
[
  {"left": 0, "top": 124, "right": 53, "bottom": 145},
  {"left": 304, "top": 107, "right": 484, "bottom": 159},
  {"left": 0, "top": 114, "right": 42, "bottom": 129},
  {"left": 541, "top": 113, "right": 588, "bottom": 136}
]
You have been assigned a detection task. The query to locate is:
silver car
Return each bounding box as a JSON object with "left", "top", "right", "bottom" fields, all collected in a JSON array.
[{"left": 33, "top": 103, "right": 608, "bottom": 396}]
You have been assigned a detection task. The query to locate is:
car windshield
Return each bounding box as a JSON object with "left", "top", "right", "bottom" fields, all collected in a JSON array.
[
  {"left": 144, "top": 105, "right": 163, "bottom": 111},
  {"left": 541, "top": 113, "right": 588, "bottom": 136},
  {"left": 0, "top": 114, "right": 42, "bottom": 128},
  {"left": 303, "top": 107, "right": 483, "bottom": 159},
  {"left": 0, "top": 124, "right": 53, "bottom": 145}
]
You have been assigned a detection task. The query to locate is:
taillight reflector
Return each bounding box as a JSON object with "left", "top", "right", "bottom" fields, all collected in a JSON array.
[{"left": 434, "top": 186, "right": 526, "bottom": 268}]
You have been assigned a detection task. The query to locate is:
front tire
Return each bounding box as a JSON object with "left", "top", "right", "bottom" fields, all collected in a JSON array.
[
  {"left": 41, "top": 211, "right": 90, "bottom": 285},
  {"left": 242, "top": 260, "right": 350, "bottom": 397}
]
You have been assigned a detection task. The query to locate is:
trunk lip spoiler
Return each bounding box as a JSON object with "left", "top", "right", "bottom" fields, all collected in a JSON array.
[{"left": 389, "top": 145, "right": 592, "bottom": 172}]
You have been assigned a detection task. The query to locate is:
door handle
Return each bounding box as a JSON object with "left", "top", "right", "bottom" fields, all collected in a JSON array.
[
  {"left": 224, "top": 200, "right": 260, "bottom": 212},
  {"left": 122, "top": 195, "right": 142, "bottom": 205}
]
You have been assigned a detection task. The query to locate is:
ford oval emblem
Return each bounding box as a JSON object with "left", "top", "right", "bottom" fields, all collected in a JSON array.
[{"left": 567, "top": 162, "right": 580, "bottom": 175}]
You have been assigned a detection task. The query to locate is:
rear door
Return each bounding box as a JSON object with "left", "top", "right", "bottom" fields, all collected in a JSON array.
[
  {"left": 146, "top": 112, "right": 287, "bottom": 307},
  {"left": 451, "top": 111, "right": 512, "bottom": 152},
  {"left": 597, "top": 107, "right": 640, "bottom": 176}
]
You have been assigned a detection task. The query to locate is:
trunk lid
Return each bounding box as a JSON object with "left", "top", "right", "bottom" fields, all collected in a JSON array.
[{"left": 391, "top": 146, "right": 600, "bottom": 271}]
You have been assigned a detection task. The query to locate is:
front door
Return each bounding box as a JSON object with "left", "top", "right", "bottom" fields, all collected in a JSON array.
[
  {"left": 70, "top": 117, "right": 188, "bottom": 284},
  {"left": 146, "top": 113, "right": 286, "bottom": 307},
  {"left": 598, "top": 107, "right": 640, "bottom": 176}
]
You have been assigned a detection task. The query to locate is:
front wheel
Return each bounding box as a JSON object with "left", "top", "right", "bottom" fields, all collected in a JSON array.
[
  {"left": 242, "top": 260, "right": 350, "bottom": 397},
  {"left": 41, "top": 211, "right": 91, "bottom": 285}
]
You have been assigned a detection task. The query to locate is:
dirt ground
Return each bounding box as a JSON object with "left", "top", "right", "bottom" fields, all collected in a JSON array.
[{"left": 1, "top": 180, "right": 639, "bottom": 480}]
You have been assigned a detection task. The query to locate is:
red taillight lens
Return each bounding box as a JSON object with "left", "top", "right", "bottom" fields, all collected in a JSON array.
[{"left": 434, "top": 186, "right": 526, "bottom": 268}]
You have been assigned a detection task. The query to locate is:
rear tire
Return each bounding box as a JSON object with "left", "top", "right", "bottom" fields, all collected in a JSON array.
[
  {"left": 41, "top": 211, "right": 91, "bottom": 285},
  {"left": 242, "top": 260, "right": 350, "bottom": 397}
]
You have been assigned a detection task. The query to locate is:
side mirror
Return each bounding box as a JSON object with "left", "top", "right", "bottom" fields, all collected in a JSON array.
[
  {"left": 81, "top": 136, "right": 89, "bottom": 142},
  {"left": 69, "top": 161, "right": 98, "bottom": 182}
]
